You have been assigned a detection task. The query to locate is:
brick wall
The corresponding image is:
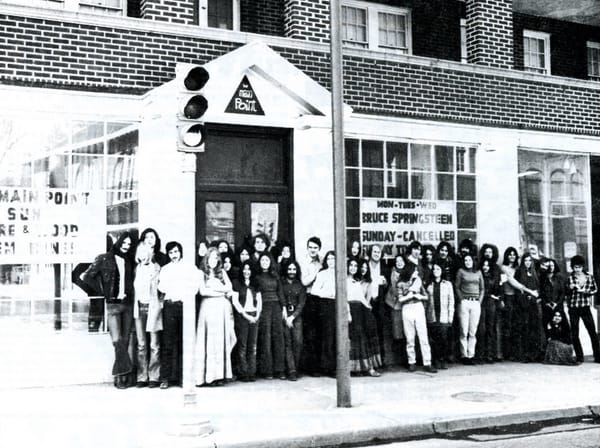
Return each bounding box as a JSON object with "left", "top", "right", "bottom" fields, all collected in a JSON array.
[
  {"left": 466, "top": 0, "right": 513, "bottom": 69},
  {"left": 140, "top": 0, "right": 195, "bottom": 25},
  {"left": 283, "top": 0, "right": 329, "bottom": 43},
  {"left": 240, "top": 0, "right": 284, "bottom": 36},
  {"left": 514, "top": 12, "right": 600, "bottom": 80},
  {"left": 282, "top": 0, "right": 464, "bottom": 61},
  {"left": 0, "top": 13, "right": 599, "bottom": 135}
]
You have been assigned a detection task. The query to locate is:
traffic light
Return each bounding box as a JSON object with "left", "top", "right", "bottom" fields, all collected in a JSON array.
[{"left": 176, "top": 64, "right": 210, "bottom": 152}]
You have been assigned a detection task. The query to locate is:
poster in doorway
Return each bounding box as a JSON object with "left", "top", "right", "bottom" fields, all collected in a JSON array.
[{"left": 251, "top": 202, "right": 278, "bottom": 244}]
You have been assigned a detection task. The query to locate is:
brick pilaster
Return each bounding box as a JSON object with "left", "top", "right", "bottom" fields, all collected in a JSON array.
[
  {"left": 140, "top": 0, "right": 195, "bottom": 25},
  {"left": 283, "top": 0, "right": 330, "bottom": 44},
  {"left": 466, "top": 0, "right": 514, "bottom": 69}
]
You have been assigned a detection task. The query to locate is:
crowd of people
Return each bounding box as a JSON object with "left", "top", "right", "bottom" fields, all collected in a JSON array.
[{"left": 77, "top": 229, "right": 600, "bottom": 389}]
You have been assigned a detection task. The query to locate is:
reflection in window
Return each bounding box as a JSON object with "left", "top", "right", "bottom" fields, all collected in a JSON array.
[
  {"left": 550, "top": 169, "right": 567, "bottom": 200},
  {"left": 522, "top": 170, "right": 542, "bottom": 214},
  {"left": 518, "top": 149, "right": 590, "bottom": 270},
  {"left": 571, "top": 170, "right": 584, "bottom": 200}
]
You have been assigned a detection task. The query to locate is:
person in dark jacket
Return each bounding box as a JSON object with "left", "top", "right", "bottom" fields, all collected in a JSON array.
[
  {"left": 82, "top": 232, "right": 136, "bottom": 389},
  {"left": 476, "top": 258, "right": 502, "bottom": 363},
  {"left": 281, "top": 260, "right": 306, "bottom": 381}
]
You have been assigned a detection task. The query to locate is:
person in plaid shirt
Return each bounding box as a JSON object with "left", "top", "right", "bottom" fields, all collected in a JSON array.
[{"left": 566, "top": 255, "right": 600, "bottom": 363}]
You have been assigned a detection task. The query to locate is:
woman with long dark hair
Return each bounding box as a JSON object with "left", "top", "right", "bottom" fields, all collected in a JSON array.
[
  {"left": 500, "top": 247, "right": 536, "bottom": 361},
  {"left": 347, "top": 258, "right": 382, "bottom": 377},
  {"left": 514, "top": 252, "right": 542, "bottom": 362},
  {"left": 139, "top": 227, "right": 169, "bottom": 267},
  {"left": 255, "top": 252, "right": 286, "bottom": 379},
  {"left": 82, "top": 231, "right": 136, "bottom": 389},
  {"left": 231, "top": 260, "right": 262, "bottom": 382},
  {"left": 195, "top": 247, "right": 236, "bottom": 386}
]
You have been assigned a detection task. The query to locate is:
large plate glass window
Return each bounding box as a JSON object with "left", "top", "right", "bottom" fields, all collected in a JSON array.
[
  {"left": 344, "top": 137, "right": 477, "bottom": 258},
  {"left": 518, "top": 149, "right": 591, "bottom": 271},
  {"left": 0, "top": 115, "right": 138, "bottom": 337}
]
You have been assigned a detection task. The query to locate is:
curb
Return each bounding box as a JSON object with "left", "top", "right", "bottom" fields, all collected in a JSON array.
[{"left": 196, "top": 405, "right": 600, "bottom": 448}]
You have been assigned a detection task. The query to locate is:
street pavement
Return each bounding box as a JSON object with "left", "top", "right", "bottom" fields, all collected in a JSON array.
[{"left": 3, "top": 360, "right": 600, "bottom": 448}]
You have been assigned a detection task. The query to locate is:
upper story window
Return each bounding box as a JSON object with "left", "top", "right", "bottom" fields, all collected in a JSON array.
[
  {"left": 342, "top": 1, "right": 411, "bottom": 54},
  {"left": 460, "top": 19, "right": 467, "bottom": 64},
  {"left": 0, "top": 0, "right": 127, "bottom": 15},
  {"left": 587, "top": 41, "right": 600, "bottom": 80},
  {"left": 199, "top": 0, "right": 240, "bottom": 31},
  {"left": 3, "top": 0, "right": 125, "bottom": 15},
  {"left": 523, "top": 30, "right": 551, "bottom": 75}
]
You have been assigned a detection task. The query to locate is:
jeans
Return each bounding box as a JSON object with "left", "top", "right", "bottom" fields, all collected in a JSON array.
[
  {"left": 106, "top": 302, "right": 133, "bottom": 376},
  {"left": 234, "top": 311, "right": 258, "bottom": 379},
  {"left": 301, "top": 295, "right": 321, "bottom": 374},
  {"left": 134, "top": 302, "right": 160, "bottom": 383},
  {"left": 429, "top": 324, "right": 450, "bottom": 365},
  {"left": 160, "top": 300, "right": 182, "bottom": 385},
  {"left": 284, "top": 316, "right": 303, "bottom": 374},
  {"left": 258, "top": 301, "right": 285, "bottom": 377},
  {"left": 568, "top": 306, "right": 600, "bottom": 362},
  {"left": 459, "top": 299, "right": 481, "bottom": 359},
  {"left": 402, "top": 301, "right": 431, "bottom": 366},
  {"left": 476, "top": 298, "right": 497, "bottom": 361}
]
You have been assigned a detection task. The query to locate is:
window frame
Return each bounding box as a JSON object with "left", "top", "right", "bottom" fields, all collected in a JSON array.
[
  {"left": 587, "top": 41, "right": 600, "bottom": 80},
  {"left": 198, "top": 0, "right": 240, "bottom": 31},
  {"left": 523, "top": 30, "right": 551, "bottom": 75},
  {"left": 342, "top": 0, "right": 412, "bottom": 54},
  {"left": 4, "top": 0, "right": 127, "bottom": 14}
]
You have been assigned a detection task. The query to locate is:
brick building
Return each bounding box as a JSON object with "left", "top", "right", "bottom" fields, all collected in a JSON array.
[{"left": 1, "top": 0, "right": 600, "bottom": 385}]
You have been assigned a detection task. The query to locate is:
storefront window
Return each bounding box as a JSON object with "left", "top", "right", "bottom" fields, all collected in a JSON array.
[
  {"left": 0, "top": 115, "right": 138, "bottom": 333},
  {"left": 345, "top": 138, "right": 477, "bottom": 257},
  {"left": 518, "top": 149, "right": 591, "bottom": 270}
]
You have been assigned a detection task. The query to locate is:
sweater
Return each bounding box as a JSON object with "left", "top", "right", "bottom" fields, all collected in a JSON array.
[{"left": 454, "top": 268, "right": 485, "bottom": 302}]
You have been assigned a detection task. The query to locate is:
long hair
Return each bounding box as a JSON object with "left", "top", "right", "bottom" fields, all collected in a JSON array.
[
  {"left": 282, "top": 259, "right": 302, "bottom": 280},
  {"left": 200, "top": 247, "right": 225, "bottom": 282},
  {"left": 257, "top": 252, "right": 279, "bottom": 278},
  {"left": 479, "top": 243, "right": 499, "bottom": 265},
  {"left": 358, "top": 259, "right": 372, "bottom": 283},
  {"left": 321, "top": 250, "right": 335, "bottom": 271},
  {"left": 139, "top": 228, "right": 162, "bottom": 261},
  {"left": 347, "top": 258, "right": 360, "bottom": 281},
  {"left": 112, "top": 231, "right": 135, "bottom": 260},
  {"left": 515, "top": 251, "right": 538, "bottom": 285},
  {"left": 502, "top": 246, "right": 519, "bottom": 267}
]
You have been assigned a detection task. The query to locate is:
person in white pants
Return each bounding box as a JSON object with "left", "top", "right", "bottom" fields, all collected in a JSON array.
[
  {"left": 454, "top": 254, "right": 485, "bottom": 364},
  {"left": 399, "top": 268, "right": 436, "bottom": 373}
]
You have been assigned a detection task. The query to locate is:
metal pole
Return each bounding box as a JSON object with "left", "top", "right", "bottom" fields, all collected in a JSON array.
[{"left": 330, "top": 0, "right": 351, "bottom": 408}]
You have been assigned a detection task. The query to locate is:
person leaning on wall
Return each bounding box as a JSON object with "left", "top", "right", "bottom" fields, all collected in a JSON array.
[{"left": 81, "top": 232, "right": 136, "bottom": 389}]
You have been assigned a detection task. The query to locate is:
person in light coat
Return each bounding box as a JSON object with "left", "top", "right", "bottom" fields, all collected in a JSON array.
[
  {"left": 133, "top": 242, "right": 162, "bottom": 388},
  {"left": 426, "top": 262, "right": 455, "bottom": 370}
]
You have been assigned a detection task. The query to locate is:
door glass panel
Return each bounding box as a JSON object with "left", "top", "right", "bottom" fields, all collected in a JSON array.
[
  {"left": 251, "top": 202, "right": 279, "bottom": 245},
  {"left": 206, "top": 202, "right": 235, "bottom": 245}
]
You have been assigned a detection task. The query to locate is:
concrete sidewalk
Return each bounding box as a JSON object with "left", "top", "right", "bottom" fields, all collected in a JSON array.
[{"left": 3, "top": 361, "right": 600, "bottom": 448}]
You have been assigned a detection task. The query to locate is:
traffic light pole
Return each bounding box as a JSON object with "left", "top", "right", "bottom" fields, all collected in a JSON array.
[{"left": 330, "top": 0, "right": 351, "bottom": 408}]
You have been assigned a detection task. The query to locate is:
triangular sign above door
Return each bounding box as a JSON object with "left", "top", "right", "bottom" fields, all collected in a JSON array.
[{"left": 225, "top": 75, "right": 265, "bottom": 115}]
